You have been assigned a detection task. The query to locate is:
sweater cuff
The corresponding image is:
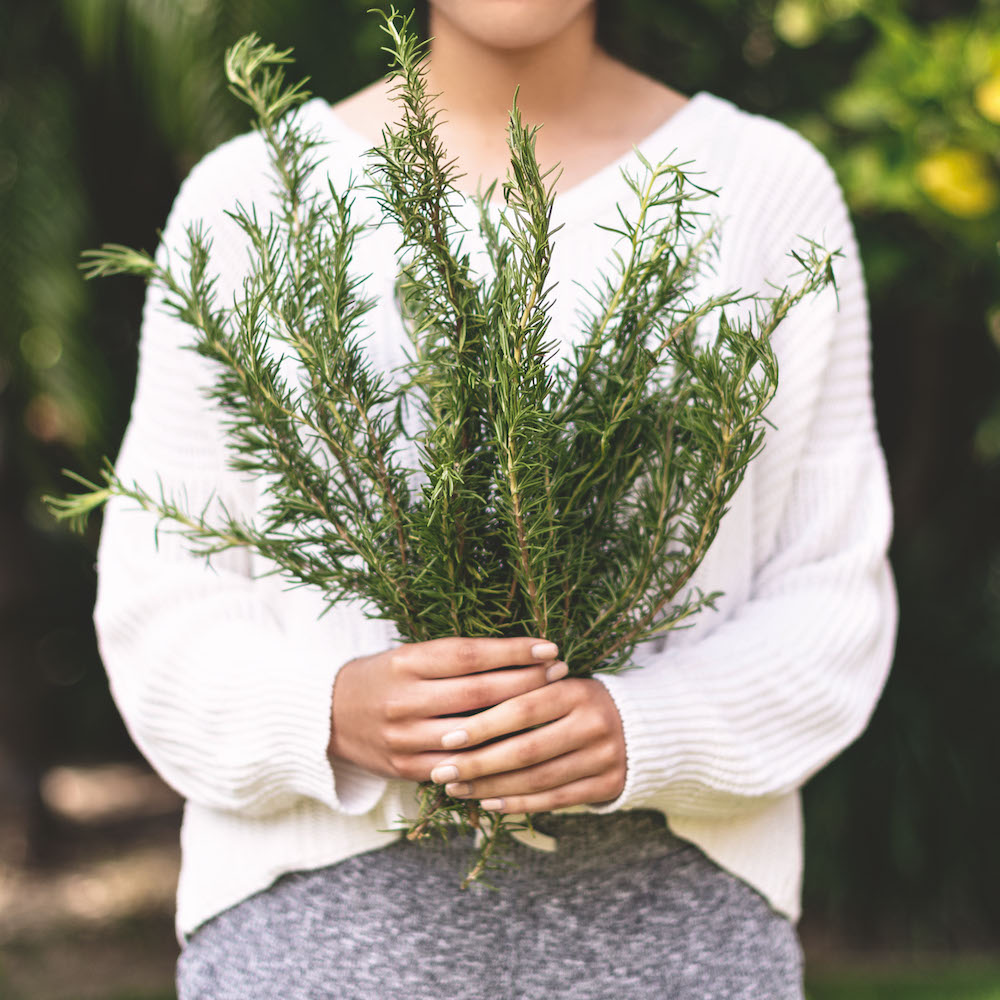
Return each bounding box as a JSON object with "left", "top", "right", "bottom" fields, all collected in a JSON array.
[
  {"left": 189, "top": 623, "right": 388, "bottom": 815},
  {"left": 329, "top": 758, "right": 390, "bottom": 816},
  {"left": 276, "top": 635, "right": 388, "bottom": 816},
  {"left": 589, "top": 665, "right": 719, "bottom": 817},
  {"left": 196, "top": 623, "right": 341, "bottom": 810},
  {"left": 589, "top": 669, "right": 673, "bottom": 814}
]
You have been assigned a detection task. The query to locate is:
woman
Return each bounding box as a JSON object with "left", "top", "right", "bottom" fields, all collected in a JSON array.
[{"left": 94, "top": 2, "right": 897, "bottom": 997}]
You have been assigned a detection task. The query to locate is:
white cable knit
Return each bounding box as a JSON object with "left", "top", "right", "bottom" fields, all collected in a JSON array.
[{"left": 93, "top": 91, "right": 897, "bottom": 942}]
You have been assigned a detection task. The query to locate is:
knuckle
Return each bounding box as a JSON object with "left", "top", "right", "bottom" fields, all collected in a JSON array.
[
  {"left": 511, "top": 697, "right": 537, "bottom": 729},
  {"left": 595, "top": 739, "right": 620, "bottom": 769},
  {"left": 580, "top": 709, "right": 607, "bottom": 743},
  {"left": 462, "top": 675, "right": 491, "bottom": 706},
  {"left": 526, "top": 770, "right": 549, "bottom": 793},
  {"left": 603, "top": 770, "right": 625, "bottom": 799},
  {"left": 555, "top": 681, "right": 582, "bottom": 712},
  {"left": 517, "top": 734, "right": 543, "bottom": 763},
  {"left": 387, "top": 753, "right": 411, "bottom": 779},
  {"left": 382, "top": 724, "right": 408, "bottom": 752},
  {"left": 548, "top": 785, "right": 573, "bottom": 809},
  {"left": 451, "top": 639, "right": 480, "bottom": 669},
  {"left": 382, "top": 698, "right": 409, "bottom": 724},
  {"left": 388, "top": 645, "right": 413, "bottom": 675}
]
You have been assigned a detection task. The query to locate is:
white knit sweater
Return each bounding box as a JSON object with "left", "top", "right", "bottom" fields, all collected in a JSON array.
[{"left": 94, "top": 91, "right": 896, "bottom": 941}]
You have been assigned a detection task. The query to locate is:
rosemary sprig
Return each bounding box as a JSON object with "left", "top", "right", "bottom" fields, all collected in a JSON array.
[{"left": 46, "top": 7, "right": 838, "bottom": 886}]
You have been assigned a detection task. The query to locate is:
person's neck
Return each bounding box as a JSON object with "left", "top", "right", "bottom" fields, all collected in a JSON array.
[{"left": 423, "top": 7, "right": 602, "bottom": 138}]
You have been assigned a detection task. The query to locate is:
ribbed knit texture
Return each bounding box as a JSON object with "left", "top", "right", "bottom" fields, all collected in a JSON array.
[{"left": 93, "top": 91, "right": 896, "bottom": 942}]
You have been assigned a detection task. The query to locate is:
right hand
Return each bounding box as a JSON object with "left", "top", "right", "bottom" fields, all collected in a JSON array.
[{"left": 328, "top": 636, "right": 567, "bottom": 783}]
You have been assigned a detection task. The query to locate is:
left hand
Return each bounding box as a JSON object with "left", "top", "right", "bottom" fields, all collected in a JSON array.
[{"left": 428, "top": 677, "right": 627, "bottom": 814}]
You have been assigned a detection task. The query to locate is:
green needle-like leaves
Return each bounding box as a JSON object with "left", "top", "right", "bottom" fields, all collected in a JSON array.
[{"left": 47, "top": 6, "right": 838, "bottom": 886}]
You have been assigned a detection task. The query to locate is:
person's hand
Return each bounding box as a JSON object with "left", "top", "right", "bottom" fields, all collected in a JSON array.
[
  {"left": 427, "top": 677, "right": 626, "bottom": 813},
  {"left": 328, "top": 636, "right": 568, "bottom": 782}
]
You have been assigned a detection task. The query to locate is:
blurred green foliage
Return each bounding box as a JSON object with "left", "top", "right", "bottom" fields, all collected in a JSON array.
[
  {"left": 806, "top": 961, "right": 1000, "bottom": 1000},
  {"left": 1, "top": 0, "right": 998, "bottom": 947}
]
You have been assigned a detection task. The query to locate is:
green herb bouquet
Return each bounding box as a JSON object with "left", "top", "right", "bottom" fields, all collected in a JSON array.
[{"left": 48, "top": 9, "right": 837, "bottom": 886}]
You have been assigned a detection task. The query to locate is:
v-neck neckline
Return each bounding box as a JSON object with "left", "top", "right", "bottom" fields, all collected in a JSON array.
[{"left": 308, "top": 91, "right": 711, "bottom": 213}]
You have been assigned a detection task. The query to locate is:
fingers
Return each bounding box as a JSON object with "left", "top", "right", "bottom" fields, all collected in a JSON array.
[
  {"left": 430, "top": 680, "right": 584, "bottom": 756},
  {"left": 430, "top": 713, "right": 583, "bottom": 786},
  {"left": 412, "top": 660, "right": 569, "bottom": 718},
  {"left": 423, "top": 679, "right": 626, "bottom": 810},
  {"left": 385, "top": 663, "right": 569, "bottom": 752},
  {"left": 395, "top": 636, "right": 560, "bottom": 679},
  {"left": 443, "top": 747, "right": 596, "bottom": 800},
  {"left": 384, "top": 750, "right": 454, "bottom": 784},
  {"left": 380, "top": 663, "right": 568, "bottom": 754},
  {"left": 432, "top": 680, "right": 575, "bottom": 751},
  {"left": 475, "top": 774, "right": 623, "bottom": 815},
  {"left": 329, "top": 637, "right": 563, "bottom": 784}
]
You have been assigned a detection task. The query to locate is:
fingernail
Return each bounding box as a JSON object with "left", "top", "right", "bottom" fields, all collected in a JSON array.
[
  {"left": 441, "top": 729, "right": 469, "bottom": 749},
  {"left": 431, "top": 764, "right": 459, "bottom": 784},
  {"left": 531, "top": 641, "right": 558, "bottom": 660},
  {"left": 546, "top": 661, "right": 569, "bottom": 682},
  {"left": 446, "top": 782, "right": 470, "bottom": 796},
  {"left": 480, "top": 798, "right": 504, "bottom": 811}
]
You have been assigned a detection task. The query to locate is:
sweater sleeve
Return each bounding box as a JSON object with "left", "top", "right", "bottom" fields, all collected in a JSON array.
[
  {"left": 592, "top": 127, "right": 897, "bottom": 819},
  {"left": 94, "top": 134, "right": 391, "bottom": 819}
]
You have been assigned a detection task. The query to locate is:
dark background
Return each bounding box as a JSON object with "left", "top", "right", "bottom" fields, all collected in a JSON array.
[{"left": 2, "top": 0, "right": 999, "bottom": 986}]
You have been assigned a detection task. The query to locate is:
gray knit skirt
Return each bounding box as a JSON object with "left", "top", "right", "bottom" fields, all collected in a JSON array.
[{"left": 176, "top": 811, "right": 804, "bottom": 1000}]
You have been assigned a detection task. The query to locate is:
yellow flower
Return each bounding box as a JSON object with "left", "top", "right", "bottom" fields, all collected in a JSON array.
[
  {"left": 916, "top": 148, "right": 1000, "bottom": 218},
  {"left": 974, "top": 73, "right": 1000, "bottom": 124},
  {"left": 774, "top": 0, "right": 823, "bottom": 48}
]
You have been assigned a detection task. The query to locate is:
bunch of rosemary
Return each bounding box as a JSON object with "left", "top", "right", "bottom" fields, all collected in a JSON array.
[{"left": 48, "top": 8, "right": 837, "bottom": 886}]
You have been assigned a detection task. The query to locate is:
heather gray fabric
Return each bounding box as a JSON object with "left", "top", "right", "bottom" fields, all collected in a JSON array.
[{"left": 176, "top": 811, "right": 804, "bottom": 1000}]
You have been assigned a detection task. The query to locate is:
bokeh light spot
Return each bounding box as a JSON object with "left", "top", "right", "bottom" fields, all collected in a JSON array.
[
  {"left": 915, "top": 148, "right": 999, "bottom": 218},
  {"left": 20, "top": 326, "right": 64, "bottom": 371}
]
